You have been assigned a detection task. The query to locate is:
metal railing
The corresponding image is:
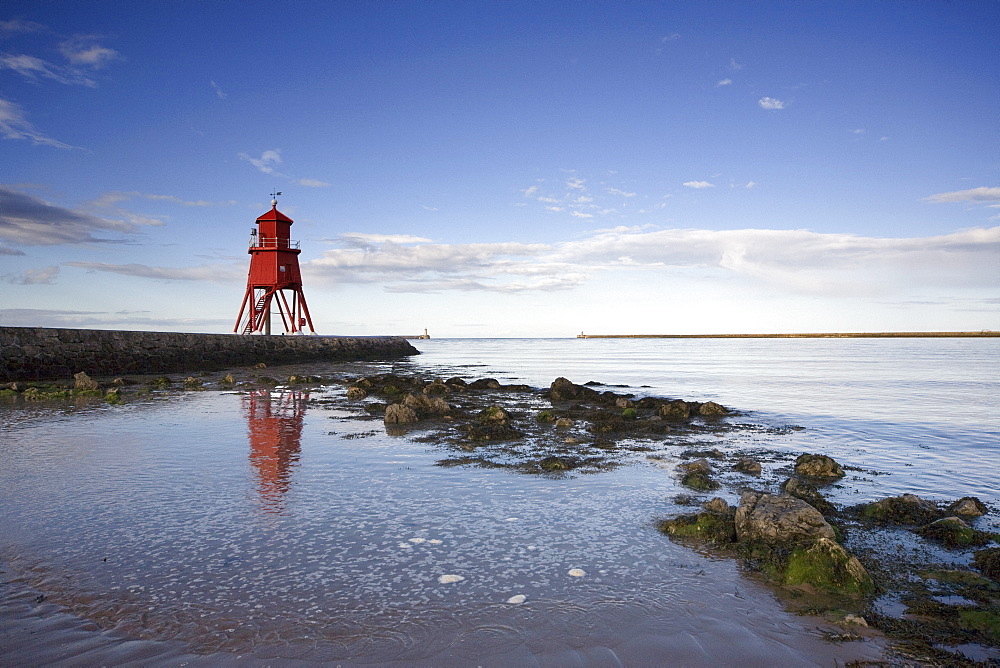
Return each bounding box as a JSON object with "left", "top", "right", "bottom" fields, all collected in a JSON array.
[{"left": 249, "top": 236, "right": 300, "bottom": 250}]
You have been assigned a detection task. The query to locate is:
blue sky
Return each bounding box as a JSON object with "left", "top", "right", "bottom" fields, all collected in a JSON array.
[{"left": 2, "top": 1, "right": 997, "bottom": 337}]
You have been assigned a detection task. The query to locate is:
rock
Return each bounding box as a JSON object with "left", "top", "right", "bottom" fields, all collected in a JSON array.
[
  {"left": 445, "top": 377, "right": 467, "bottom": 389},
  {"left": 735, "top": 493, "right": 837, "bottom": 544},
  {"left": 468, "top": 378, "right": 502, "bottom": 390},
  {"left": 947, "top": 496, "right": 988, "bottom": 518},
  {"left": 783, "top": 538, "right": 875, "bottom": 597},
  {"left": 384, "top": 403, "right": 418, "bottom": 425},
  {"left": 780, "top": 477, "right": 835, "bottom": 515},
  {"left": 477, "top": 406, "right": 510, "bottom": 423},
  {"left": 555, "top": 417, "right": 573, "bottom": 428},
  {"left": 703, "top": 497, "right": 730, "bottom": 514},
  {"left": 681, "top": 471, "right": 719, "bottom": 491},
  {"left": 973, "top": 548, "right": 1000, "bottom": 580},
  {"left": 794, "top": 453, "right": 845, "bottom": 479},
  {"left": 679, "top": 458, "right": 713, "bottom": 475},
  {"left": 614, "top": 397, "right": 633, "bottom": 409},
  {"left": 402, "top": 392, "right": 450, "bottom": 416},
  {"left": 658, "top": 400, "right": 691, "bottom": 420},
  {"left": 858, "top": 494, "right": 943, "bottom": 526},
  {"left": 699, "top": 401, "right": 729, "bottom": 417},
  {"left": 916, "top": 516, "right": 992, "bottom": 548},
  {"left": 658, "top": 510, "right": 737, "bottom": 546},
  {"left": 549, "top": 377, "right": 599, "bottom": 401},
  {"left": 843, "top": 614, "right": 868, "bottom": 627},
  {"left": 464, "top": 405, "right": 518, "bottom": 441},
  {"left": 423, "top": 380, "right": 450, "bottom": 396},
  {"left": 220, "top": 374, "right": 235, "bottom": 385},
  {"left": 73, "top": 371, "right": 99, "bottom": 391},
  {"left": 733, "top": 457, "right": 762, "bottom": 476},
  {"left": 346, "top": 386, "right": 367, "bottom": 400}
]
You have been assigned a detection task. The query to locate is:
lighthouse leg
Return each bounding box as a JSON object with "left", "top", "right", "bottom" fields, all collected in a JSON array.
[{"left": 297, "top": 289, "right": 316, "bottom": 334}]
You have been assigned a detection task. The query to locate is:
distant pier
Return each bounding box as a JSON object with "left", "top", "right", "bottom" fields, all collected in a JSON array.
[
  {"left": 576, "top": 331, "right": 999, "bottom": 339},
  {"left": 403, "top": 329, "right": 431, "bottom": 340}
]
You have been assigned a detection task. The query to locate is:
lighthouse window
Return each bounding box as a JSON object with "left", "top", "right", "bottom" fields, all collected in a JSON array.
[{"left": 279, "top": 265, "right": 286, "bottom": 272}]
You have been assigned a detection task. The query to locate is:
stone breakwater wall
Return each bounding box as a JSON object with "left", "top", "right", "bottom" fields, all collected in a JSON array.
[{"left": 0, "top": 327, "right": 419, "bottom": 381}]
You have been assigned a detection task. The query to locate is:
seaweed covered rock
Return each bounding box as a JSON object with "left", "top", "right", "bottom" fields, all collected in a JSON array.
[
  {"left": 346, "top": 386, "right": 367, "bottom": 400},
  {"left": 658, "top": 510, "right": 737, "bottom": 546},
  {"left": 973, "top": 548, "right": 1000, "bottom": 580},
  {"left": 916, "top": 517, "right": 993, "bottom": 549},
  {"left": 74, "top": 371, "right": 99, "bottom": 391},
  {"left": 464, "top": 405, "right": 519, "bottom": 441},
  {"left": 733, "top": 457, "right": 762, "bottom": 476},
  {"left": 780, "top": 477, "right": 835, "bottom": 515},
  {"left": 402, "top": 392, "right": 450, "bottom": 416},
  {"left": 698, "top": 401, "right": 729, "bottom": 417},
  {"left": 782, "top": 538, "right": 875, "bottom": 597},
  {"left": 679, "top": 458, "right": 719, "bottom": 491},
  {"left": 549, "top": 377, "right": 600, "bottom": 401},
  {"left": 948, "top": 496, "right": 988, "bottom": 518},
  {"left": 468, "top": 377, "right": 502, "bottom": 390},
  {"left": 658, "top": 400, "right": 691, "bottom": 420},
  {"left": 735, "top": 493, "right": 837, "bottom": 544},
  {"left": 384, "top": 403, "right": 418, "bottom": 425},
  {"left": 793, "top": 453, "right": 845, "bottom": 479},
  {"left": 423, "top": 380, "right": 450, "bottom": 396},
  {"left": 857, "top": 494, "right": 943, "bottom": 526},
  {"left": 658, "top": 498, "right": 737, "bottom": 546}
]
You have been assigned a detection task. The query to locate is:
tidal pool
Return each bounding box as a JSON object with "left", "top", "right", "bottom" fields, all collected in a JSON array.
[{"left": 0, "top": 375, "right": 888, "bottom": 665}]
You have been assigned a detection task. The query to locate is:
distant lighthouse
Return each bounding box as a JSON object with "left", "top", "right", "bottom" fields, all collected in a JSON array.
[{"left": 234, "top": 194, "right": 315, "bottom": 335}]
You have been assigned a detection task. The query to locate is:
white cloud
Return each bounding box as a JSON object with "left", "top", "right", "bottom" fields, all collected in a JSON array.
[
  {"left": 297, "top": 178, "right": 330, "bottom": 188},
  {"left": 239, "top": 149, "right": 283, "bottom": 175},
  {"left": 0, "top": 185, "right": 144, "bottom": 247},
  {"left": 58, "top": 37, "right": 119, "bottom": 68},
  {"left": 571, "top": 211, "right": 594, "bottom": 219},
  {"left": 566, "top": 177, "right": 586, "bottom": 190},
  {"left": 683, "top": 181, "right": 714, "bottom": 189},
  {"left": 607, "top": 188, "right": 637, "bottom": 197},
  {"left": 64, "top": 261, "right": 244, "bottom": 282},
  {"left": 0, "top": 19, "right": 45, "bottom": 38},
  {"left": 1, "top": 265, "right": 59, "bottom": 285},
  {"left": 716, "top": 78, "right": 732, "bottom": 87},
  {"left": 0, "top": 97, "right": 75, "bottom": 148},
  {"left": 758, "top": 97, "right": 785, "bottom": 110},
  {"left": 337, "top": 233, "right": 433, "bottom": 248},
  {"left": 745, "top": 181, "right": 756, "bottom": 189},
  {"left": 730, "top": 58, "right": 743, "bottom": 70},
  {"left": 211, "top": 80, "right": 227, "bottom": 99},
  {"left": 0, "top": 308, "right": 231, "bottom": 330},
  {"left": 923, "top": 187, "right": 1000, "bottom": 204}
]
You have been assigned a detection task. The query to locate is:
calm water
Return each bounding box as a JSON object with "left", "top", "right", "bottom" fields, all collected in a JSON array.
[{"left": 1, "top": 337, "right": 997, "bottom": 664}]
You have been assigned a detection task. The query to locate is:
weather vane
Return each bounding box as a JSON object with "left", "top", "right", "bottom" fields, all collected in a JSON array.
[{"left": 270, "top": 190, "right": 282, "bottom": 205}]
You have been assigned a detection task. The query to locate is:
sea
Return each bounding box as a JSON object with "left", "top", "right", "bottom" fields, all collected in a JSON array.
[{"left": 1, "top": 337, "right": 997, "bottom": 665}]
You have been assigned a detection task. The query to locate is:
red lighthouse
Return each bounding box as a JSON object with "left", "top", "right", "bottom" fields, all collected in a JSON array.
[{"left": 234, "top": 195, "right": 315, "bottom": 335}]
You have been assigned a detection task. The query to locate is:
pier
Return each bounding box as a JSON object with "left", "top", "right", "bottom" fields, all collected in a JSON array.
[{"left": 576, "top": 331, "right": 999, "bottom": 339}]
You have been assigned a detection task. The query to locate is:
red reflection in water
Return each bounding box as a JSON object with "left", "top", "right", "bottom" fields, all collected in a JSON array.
[{"left": 244, "top": 389, "right": 308, "bottom": 512}]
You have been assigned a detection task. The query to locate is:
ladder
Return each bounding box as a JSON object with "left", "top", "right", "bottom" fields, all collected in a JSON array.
[{"left": 242, "top": 293, "right": 270, "bottom": 334}]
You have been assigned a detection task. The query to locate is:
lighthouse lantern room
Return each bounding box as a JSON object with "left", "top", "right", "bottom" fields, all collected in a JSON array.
[{"left": 234, "top": 194, "right": 315, "bottom": 335}]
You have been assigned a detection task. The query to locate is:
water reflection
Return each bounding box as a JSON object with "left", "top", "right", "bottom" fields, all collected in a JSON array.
[{"left": 244, "top": 389, "right": 307, "bottom": 512}]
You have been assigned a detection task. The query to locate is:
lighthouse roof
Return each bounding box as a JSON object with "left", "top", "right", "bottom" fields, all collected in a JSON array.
[{"left": 256, "top": 205, "right": 293, "bottom": 224}]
